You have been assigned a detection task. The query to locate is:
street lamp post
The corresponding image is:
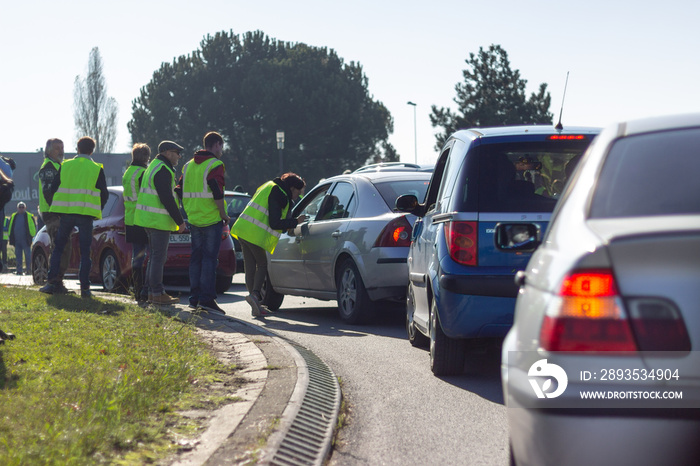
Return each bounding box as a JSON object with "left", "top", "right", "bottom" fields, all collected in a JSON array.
[
  {"left": 276, "top": 130, "right": 285, "bottom": 174},
  {"left": 407, "top": 101, "right": 417, "bottom": 164}
]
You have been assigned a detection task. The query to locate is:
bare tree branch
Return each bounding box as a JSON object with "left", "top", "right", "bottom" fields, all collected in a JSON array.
[{"left": 73, "top": 47, "right": 118, "bottom": 153}]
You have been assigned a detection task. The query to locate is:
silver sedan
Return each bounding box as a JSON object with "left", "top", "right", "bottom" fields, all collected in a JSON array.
[
  {"left": 502, "top": 113, "right": 700, "bottom": 465},
  {"left": 261, "top": 171, "right": 431, "bottom": 323}
]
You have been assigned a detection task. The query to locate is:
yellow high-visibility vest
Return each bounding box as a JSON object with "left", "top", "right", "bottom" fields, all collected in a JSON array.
[{"left": 231, "top": 181, "right": 289, "bottom": 254}]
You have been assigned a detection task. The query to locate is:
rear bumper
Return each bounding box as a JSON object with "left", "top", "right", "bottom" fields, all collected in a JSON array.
[{"left": 439, "top": 273, "right": 518, "bottom": 298}]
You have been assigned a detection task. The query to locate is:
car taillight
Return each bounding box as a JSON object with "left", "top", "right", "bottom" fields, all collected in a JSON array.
[
  {"left": 445, "top": 221, "right": 477, "bottom": 266},
  {"left": 540, "top": 269, "right": 691, "bottom": 353},
  {"left": 540, "top": 270, "right": 636, "bottom": 352},
  {"left": 548, "top": 134, "right": 588, "bottom": 140},
  {"left": 222, "top": 223, "right": 230, "bottom": 240},
  {"left": 374, "top": 216, "right": 412, "bottom": 247}
]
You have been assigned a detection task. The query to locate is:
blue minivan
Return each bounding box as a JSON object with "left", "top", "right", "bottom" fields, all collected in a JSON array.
[{"left": 396, "top": 125, "right": 600, "bottom": 375}]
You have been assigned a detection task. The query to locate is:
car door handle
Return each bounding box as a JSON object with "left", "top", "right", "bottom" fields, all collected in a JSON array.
[
  {"left": 331, "top": 231, "right": 341, "bottom": 238},
  {"left": 515, "top": 270, "right": 527, "bottom": 287}
]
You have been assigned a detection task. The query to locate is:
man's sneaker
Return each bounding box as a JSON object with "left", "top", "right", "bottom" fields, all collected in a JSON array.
[
  {"left": 246, "top": 293, "right": 272, "bottom": 317},
  {"left": 39, "top": 283, "right": 58, "bottom": 294},
  {"left": 199, "top": 300, "right": 225, "bottom": 314},
  {"left": 188, "top": 301, "right": 198, "bottom": 310},
  {"left": 150, "top": 293, "right": 180, "bottom": 305},
  {"left": 54, "top": 283, "right": 70, "bottom": 294},
  {"left": 81, "top": 289, "right": 93, "bottom": 299}
]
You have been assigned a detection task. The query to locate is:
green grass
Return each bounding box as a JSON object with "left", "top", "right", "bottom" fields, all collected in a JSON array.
[{"left": 0, "top": 287, "right": 237, "bottom": 465}]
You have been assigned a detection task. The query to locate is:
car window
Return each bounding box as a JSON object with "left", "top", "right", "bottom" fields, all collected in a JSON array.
[
  {"left": 590, "top": 128, "right": 700, "bottom": 218},
  {"left": 374, "top": 178, "right": 430, "bottom": 211},
  {"left": 473, "top": 139, "right": 592, "bottom": 213},
  {"left": 424, "top": 144, "right": 452, "bottom": 212},
  {"left": 103, "top": 192, "right": 119, "bottom": 217},
  {"left": 295, "top": 184, "right": 331, "bottom": 220},
  {"left": 227, "top": 195, "right": 250, "bottom": 216},
  {"left": 318, "top": 182, "right": 354, "bottom": 220}
]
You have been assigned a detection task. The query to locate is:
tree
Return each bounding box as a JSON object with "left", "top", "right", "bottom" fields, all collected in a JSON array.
[
  {"left": 431, "top": 44, "right": 553, "bottom": 149},
  {"left": 128, "top": 30, "right": 396, "bottom": 190},
  {"left": 73, "top": 47, "right": 119, "bottom": 153}
]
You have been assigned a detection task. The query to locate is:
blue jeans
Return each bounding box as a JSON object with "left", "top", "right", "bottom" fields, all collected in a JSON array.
[
  {"left": 48, "top": 214, "right": 93, "bottom": 289},
  {"left": 15, "top": 242, "right": 30, "bottom": 274},
  {"left": 144, "top": 228, "right": 171, "bottom": 296},
  {"left": 189, "top": 221, "right": 223, "bottom": 304}
]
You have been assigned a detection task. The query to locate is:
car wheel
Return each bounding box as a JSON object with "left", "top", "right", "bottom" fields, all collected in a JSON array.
[
  {"left": 215, "top": 274, "right": 233, "bottom": 294},
  {"left": 100, "top": 250, "right": 123, "bottom": 293},
  {"left": 260, "top": 273, "right": 284, "bottom": 311},
  {"left": 32, "top": 248, "right": 48, "bottom": 285},
  {"left": 336, "top": 258, "right": 373, "bottom": 324},
  {"left": 406, "top": 283, "right": 429, "bottom": 347},
  {"left": 429, "top": 298, "right": 466, "bottom": 376}
]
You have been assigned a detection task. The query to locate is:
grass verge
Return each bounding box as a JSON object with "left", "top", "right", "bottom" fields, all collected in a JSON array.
[{"left": 0, "top": 286, "right": 237, "bottom": 464}]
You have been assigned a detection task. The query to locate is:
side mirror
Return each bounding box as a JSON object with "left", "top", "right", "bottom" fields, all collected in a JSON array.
[
  {"left": 396, "top": 194, "right": 420, "bottom": 215},
  {"left": 495, "top": 223, "right": 541, "bottom": 252}
]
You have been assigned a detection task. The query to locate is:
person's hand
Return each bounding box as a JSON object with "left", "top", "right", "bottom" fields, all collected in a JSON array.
[
  {"left": 177, "top": 223, "right": 186, "bottom": 233},
  {"left": 296, "top": 214, "right": 309, "bottom": 224},
  {"left": 222, "top": 214, "right": 231, "bottom": 224}
]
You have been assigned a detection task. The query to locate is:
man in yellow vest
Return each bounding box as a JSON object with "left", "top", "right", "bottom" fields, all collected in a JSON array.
[
  {"left": 231, "top": 172, "right": 308, "bottom": 317},
  {"left": 134, "top": 140, "right": 186, "bottom": 305},
  {"left": 122, "top": 143, "right": 151, "bottom": 303},
  {"left": 8, "top": 202, "right": 36, "bottom": 275},
  {"left": 37, "top": 138, "right": 72, "bottom": 291},
  {"left": 178, "top": 131, "right": 230, "bottom": 313},
  {"left": 40, "top": 137, "right": 109, "bottom": 298}
]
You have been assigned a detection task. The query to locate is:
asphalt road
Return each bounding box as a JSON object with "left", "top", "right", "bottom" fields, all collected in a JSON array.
[
  {"left": 219, "top": 276, "right": 509, "bottom": 465},
  {"left": 7, "top": 272, "right": 509, "bottom": 464}
]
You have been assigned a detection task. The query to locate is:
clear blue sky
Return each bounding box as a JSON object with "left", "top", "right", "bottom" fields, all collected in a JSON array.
[{"left": 1, "top": 0, "right": 698, "bottom": 168}]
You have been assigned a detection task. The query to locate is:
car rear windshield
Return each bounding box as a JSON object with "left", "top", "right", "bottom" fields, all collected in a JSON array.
[
  {"left": 590, "top": 127, "right": 700, "bottom": 218},
  {"left": 374, "top": 178, "right": 430, "bottom": 210},
  {"left": 472, "top": 139, "right": 592, "bottom": 212}
]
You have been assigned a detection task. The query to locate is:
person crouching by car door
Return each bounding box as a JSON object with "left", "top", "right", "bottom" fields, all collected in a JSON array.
[{"left": 230, "top": 173, "right": 308, "bottom": 317}]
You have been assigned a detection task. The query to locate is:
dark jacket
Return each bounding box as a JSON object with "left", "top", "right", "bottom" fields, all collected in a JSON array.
[
  {"left": 153, "top": 155, "right": 184, "bottom": 225},
  {"left": 269, "top": 178, "right": 298, "bottom": 231}
]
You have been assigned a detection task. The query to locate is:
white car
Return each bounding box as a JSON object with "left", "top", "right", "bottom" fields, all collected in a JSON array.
[{"left": 502, "top": 113, "right": 700, "bottom": 465}]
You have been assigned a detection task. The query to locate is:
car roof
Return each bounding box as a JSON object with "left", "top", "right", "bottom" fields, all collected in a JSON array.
[
  {"left": 224, "top": 190, "right": 251, "bottom": 197},
  {"left": 452, "top": 124, "right": 601, "bottom": 141},
  {"left": 354, "top": 162, "right": 433, "bottom": 173},
  {"left": 616, "top": 112, "right": 700, "bottom": 136},
  {"left": 323, "top": 170, "right": 432, "bottom": 185}
]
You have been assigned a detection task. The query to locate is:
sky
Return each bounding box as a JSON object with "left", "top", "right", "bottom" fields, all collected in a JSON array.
[{"left": 1, "top": 0, "right": 699, "bottom": 168}]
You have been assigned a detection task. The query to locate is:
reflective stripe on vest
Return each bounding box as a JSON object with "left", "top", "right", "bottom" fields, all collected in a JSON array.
[
  {"left": 48, "top": 157, "right": 103, "bottom": 219},
  {"left": 230, "top": 181, "right": 289, "bottom": 254},
  {"left": 122, "top": 164, "right": 146, "bottom": 226},
  {"left": 182, "top": 158, "right": 224, "bottom": 227},
  {"left": 133, "top": 159, "right": 178, "bottom": 232},
  {"left": 38, "top": 158, "right": 60, "bottom": 216}
]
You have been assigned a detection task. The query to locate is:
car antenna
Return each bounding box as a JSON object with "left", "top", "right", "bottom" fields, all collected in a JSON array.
[{"left": 554, "top": 71, "right": 569, "bottom": 131}]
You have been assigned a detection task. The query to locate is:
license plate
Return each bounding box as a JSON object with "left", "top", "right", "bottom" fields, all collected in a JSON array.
[{"left": 169, "top": 234, "right": 191, "bottom": 243}]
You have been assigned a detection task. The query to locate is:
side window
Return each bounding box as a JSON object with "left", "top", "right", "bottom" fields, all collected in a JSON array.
[
  {"left": 103, "top": 192, "right": 118, "bottom": 217},
  {"left": 295, "top": 185, "right": 330, "bottom": 220},
  {"left": 424, "top": 144, "right": 452, "bottom": 212},
  {"left": 440, "top": 139, "right": 466, "bottom": 205},
  {"left": 318, "top": 182, "right": 355, "bottom": 220}
]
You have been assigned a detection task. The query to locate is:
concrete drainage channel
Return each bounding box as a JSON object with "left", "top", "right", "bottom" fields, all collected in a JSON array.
[{"left": 269, "top": 342, "right": 341, "bottom": 466}]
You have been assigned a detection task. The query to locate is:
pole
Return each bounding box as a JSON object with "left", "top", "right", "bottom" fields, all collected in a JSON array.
[{"left": 407, "top": 101, "right": 417, "bottom": 164}]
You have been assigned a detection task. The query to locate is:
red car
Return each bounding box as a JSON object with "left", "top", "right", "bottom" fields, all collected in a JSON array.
[{"left": 31, "top": 186, "right": 236, "bottom": 293}]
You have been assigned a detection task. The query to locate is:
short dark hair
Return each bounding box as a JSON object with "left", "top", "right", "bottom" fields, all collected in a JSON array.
[
  {"left": 203, "top": 131, "right": 224, "bottom": 150},
  {"left": 281, "top": 172, "right": 305, "bottom": 190},
  {"left": 77, "top": 136, "right": 96, "bottom": 155}
]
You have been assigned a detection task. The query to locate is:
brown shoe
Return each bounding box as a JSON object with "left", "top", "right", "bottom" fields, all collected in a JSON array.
[{"left": 150, "top": 293, "right": 179, "bottom": 305}]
